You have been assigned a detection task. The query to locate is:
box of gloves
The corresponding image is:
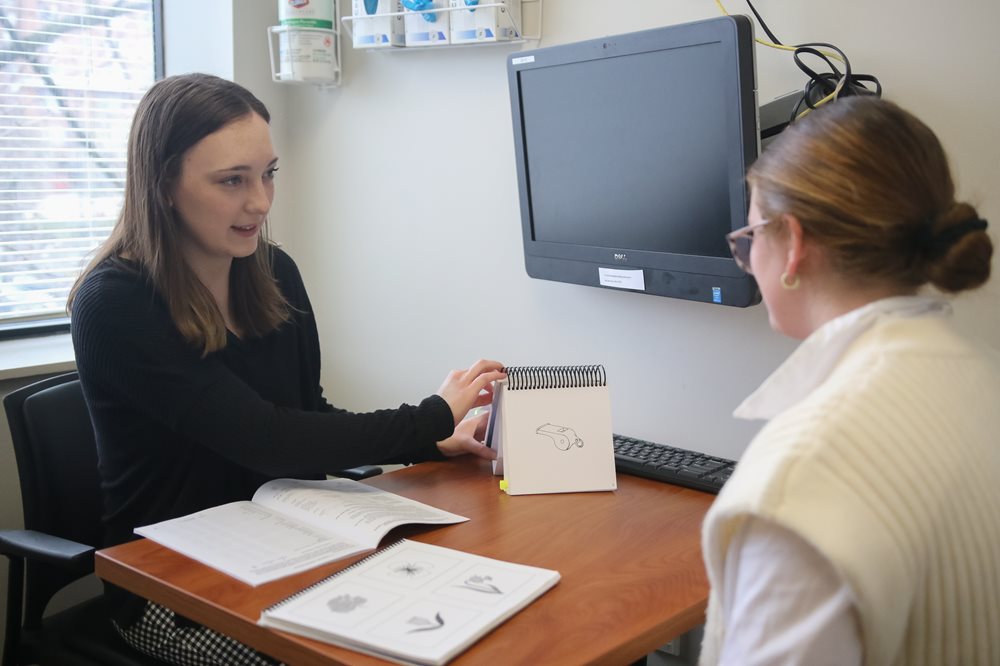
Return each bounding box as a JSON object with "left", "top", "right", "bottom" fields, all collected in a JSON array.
[
  {"left": 351, "top": 0, "right": 405, "bottom": 48},
  {"left": 448, "top": 0, "right": 521, "bottom": 43},
  {"left": 403, "top": 0, "right": 450, "bottom": 46}
]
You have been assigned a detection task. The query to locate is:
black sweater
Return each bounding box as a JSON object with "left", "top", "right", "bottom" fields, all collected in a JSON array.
[{"left": 71, "top": 247, "right": 452, "bottom": 623}]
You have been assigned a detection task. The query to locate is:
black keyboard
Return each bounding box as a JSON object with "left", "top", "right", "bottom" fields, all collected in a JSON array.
[{"left": 613, "top": 434, "right": 736, "bottom": 494}]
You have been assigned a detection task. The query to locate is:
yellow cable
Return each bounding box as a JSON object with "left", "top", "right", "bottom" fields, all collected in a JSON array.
[
  {"left": 714, "top": 0, "right": 844, "bottom": 63},
  {"left": 795, "top": 92, "right": 831, "bottom": 119},
  {"left": 794, "top": 74, "right": 848, "bottom": 119}
]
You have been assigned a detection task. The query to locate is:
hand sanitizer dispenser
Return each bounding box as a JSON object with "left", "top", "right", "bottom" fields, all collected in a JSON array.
[{"left": 268, "top": 0, "right": 341, "bottom": 86}]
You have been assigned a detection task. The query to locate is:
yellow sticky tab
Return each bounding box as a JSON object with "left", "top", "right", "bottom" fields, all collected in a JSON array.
[{"left": 499, "top": 480, "right": 508, "bottom": 492}]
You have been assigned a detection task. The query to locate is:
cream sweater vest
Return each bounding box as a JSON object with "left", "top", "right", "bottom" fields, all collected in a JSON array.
[{"left": 701, "top": 315, "right": 1000, "bottom": 666}]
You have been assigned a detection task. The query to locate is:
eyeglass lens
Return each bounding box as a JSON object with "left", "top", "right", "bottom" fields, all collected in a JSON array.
[{"left": 730, "top": 234, "right": 752, "bottom": 273}]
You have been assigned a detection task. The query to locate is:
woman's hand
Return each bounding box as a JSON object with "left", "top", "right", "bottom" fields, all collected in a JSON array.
[
  {"left": 437, "top": 411, "right": 495, "bottom": 460},
  {"left": 436, "top": 359, "right": 505, "bottom": 425}
]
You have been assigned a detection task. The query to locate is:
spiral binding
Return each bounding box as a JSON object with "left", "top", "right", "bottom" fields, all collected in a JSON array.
[
  {"left": 262, "top": 539, "right": 407, "bottom": 613},
  {"left": 503, "top": 365, "right": 606, "bottom": 391}
]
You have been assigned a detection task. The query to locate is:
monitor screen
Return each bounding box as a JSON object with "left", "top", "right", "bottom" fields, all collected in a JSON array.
[{"left": 508, "top": 16, "right": 761, "bottom": 306}]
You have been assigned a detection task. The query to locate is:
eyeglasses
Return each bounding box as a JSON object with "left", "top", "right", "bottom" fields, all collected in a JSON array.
[{"left": 725, "top": 219, "right": 774, "bottom": 274}]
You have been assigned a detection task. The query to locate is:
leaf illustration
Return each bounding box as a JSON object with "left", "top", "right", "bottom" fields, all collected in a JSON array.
[{"left": 407, "top": 612, "right": 446, "bottom": 633}]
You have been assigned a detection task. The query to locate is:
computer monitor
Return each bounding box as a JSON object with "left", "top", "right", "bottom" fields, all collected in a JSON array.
[{"left": 506, "top": 15, "right": 761, "bottom": 306}]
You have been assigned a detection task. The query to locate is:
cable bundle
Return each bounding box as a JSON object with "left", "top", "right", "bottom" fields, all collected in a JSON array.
[{"left": 717, "top": 0, "right": 881, "bottom": 123}]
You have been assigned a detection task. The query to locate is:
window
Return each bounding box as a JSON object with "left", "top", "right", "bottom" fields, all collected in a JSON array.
[{"left": 0, "top": 0, "right": 161, "bottom": 337}]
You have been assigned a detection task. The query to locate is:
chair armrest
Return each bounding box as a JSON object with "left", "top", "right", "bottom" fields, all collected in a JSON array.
[
  {"left": 0, "top": 529, "right": 94, "bottom": 568},
  {"left": 332, "top": 465, "right": 383, "bottom": 480}
]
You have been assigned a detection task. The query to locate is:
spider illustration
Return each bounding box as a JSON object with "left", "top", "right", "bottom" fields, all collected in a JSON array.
[{"left": 389, "top": 561, "right": 432, "bottom": 578}]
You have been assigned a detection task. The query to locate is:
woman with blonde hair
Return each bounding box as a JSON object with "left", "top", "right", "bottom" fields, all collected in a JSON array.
[{"left": 702, "top": 96, "right": 999, "bottom": 664}]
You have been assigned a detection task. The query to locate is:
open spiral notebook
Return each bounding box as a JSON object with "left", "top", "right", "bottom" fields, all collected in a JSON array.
[{"left": 258, "top": 539, "right": 560, "bottom": 665}]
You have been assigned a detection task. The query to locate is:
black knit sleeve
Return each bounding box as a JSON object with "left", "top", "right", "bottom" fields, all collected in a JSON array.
[{"left": 71, "top": 259, "right": 453, "bottom": 476}]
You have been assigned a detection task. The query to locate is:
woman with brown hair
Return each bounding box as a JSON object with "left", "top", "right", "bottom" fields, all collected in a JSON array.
[
  {"left": 701, "top": 96, "right": 999, "bottom": 664},
  {"left": 68, "top": 73, "right": 504, "bottom": 664}
]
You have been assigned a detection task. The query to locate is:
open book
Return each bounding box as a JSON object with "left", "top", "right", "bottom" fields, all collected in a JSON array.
[
  {"left": 259, "top": 539, "right": 560, "bottom": 665},
  {"left": 134, "top": 478, "right": 467, "bottom": 586}
]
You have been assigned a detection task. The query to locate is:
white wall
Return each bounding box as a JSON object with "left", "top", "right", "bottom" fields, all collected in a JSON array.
[
  {"left": 279, "top": 0, "right": 1000, "bottom": 461},
  {"left": 162, "top": 0, "right": 233, "bottom": 79},
  {"left": 163, "top": 0, "right": 290, "bottom": 224}
]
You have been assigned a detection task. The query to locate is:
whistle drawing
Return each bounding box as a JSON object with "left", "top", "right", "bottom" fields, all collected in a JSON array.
[{"left": 535, "top": 423, "right": 584, "bottom": 451}]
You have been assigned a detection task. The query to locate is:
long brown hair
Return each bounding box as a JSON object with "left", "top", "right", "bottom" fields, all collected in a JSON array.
[
  {"left": 748, "top": 96, "right": 991, "bottom": 293},
  {"left": 68, "top": 73, "right": 290, "bottom": 354}
]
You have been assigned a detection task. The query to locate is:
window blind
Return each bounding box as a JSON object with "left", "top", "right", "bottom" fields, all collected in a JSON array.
[{"left": 0, "top": 0, "right": 157, "bottom": 329}]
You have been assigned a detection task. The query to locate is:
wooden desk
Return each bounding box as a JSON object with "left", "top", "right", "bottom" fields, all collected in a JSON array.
[{"left": 96, "top": 458, "right": 713, "bottom": 665}]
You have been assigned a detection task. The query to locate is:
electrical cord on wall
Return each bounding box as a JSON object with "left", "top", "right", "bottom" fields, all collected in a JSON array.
[{"left": 715, "top": 0, "right": 881, "bottom": 122}]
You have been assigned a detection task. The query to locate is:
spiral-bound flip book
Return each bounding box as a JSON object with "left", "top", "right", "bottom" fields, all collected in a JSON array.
[
  {"left": 258, "top": 539, "right": 560, "bottom": 665},
  {"left": 486, "top": 365, "right": 616, "bottom": 495}
]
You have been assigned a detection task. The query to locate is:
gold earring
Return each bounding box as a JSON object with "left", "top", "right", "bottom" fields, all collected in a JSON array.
[{"left": 781, "top": 272, "right": 800, "bottom": 290}]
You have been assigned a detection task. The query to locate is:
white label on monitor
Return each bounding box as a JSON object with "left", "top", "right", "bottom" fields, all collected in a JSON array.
[
  {"left": 511, "top": 55, "right": 535, "bottom": 65},
  {"left": 598, "top": 267, "right": 645, "bottom": 291}
]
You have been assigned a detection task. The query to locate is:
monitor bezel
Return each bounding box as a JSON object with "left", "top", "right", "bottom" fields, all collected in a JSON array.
[{"left": 507, "top": 15, "right": 760, "bottom": 306}]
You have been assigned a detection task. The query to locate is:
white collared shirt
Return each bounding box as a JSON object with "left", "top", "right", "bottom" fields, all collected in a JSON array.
[
  {"left": 734, "top": 295, "right": 950, "bottom": 421},
  {"left": 719, "top": 518, "right": 862, "bottom": 666},
  {"left": 718, "top": 296, "right": 950, "bottom": 665}
]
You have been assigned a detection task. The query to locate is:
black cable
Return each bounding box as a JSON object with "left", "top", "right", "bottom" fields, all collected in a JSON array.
[
  {"left": 789, "top": 42, "right": 881, "bottom": 122},
  {"left": 739, "top": 1, "right": 882, "bottom": 123},
  {"left": 744, "top": 0, "right": 782, "bottom": 45}
]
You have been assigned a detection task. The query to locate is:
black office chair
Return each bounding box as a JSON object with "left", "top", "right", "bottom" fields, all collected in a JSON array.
[
  {"left": 1, "top": 371, "right": 164, "bottom": 665},
  {"left": 1, "top": 371, "right": 380, "bottom": 666}
]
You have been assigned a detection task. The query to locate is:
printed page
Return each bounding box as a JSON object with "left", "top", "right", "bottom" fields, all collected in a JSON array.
[
  {"left": 259, "top": 540, "right": 560, "bottom": 665},
  {"left": 135, "top": 501, "right": 367, "bottom": 586},
  {"left": 251, "top": 478, "right": 468, "bottom": 549},
  {"left": 135, "top": 479, "right": 467, "bottom": 587},
  {"left": 501, "top": 385, "right": 616, "bottom": 495}
]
